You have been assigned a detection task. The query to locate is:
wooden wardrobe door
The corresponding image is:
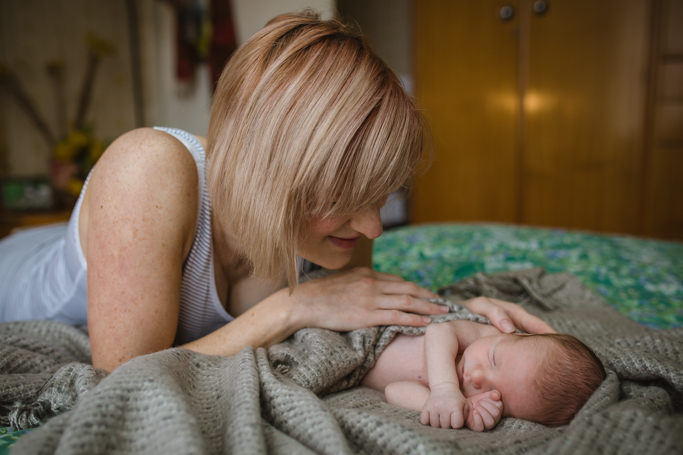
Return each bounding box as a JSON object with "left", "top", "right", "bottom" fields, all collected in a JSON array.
[
  {"left": 412, "top": 0, "right": 520, "bottom": 224},
  {"left": 641, "top": 0, "right": 683, "bottom": 240},
  {"left": 521, "top": 0, "right": 650, "bottom": 233}
]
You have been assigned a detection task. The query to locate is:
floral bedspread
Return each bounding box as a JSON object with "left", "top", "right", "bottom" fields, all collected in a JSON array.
[{"left": 374, "top": 223, "right": 683, "bottom": 330}]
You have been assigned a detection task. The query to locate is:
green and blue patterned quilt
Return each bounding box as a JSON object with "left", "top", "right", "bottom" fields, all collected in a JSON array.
[{"left": 374, "top": 223, "right": 682, "bottom": 329}]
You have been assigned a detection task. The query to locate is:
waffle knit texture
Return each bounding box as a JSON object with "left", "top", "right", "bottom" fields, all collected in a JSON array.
[{"left": 1, "top": 268, "right": 682, "bottom": 454}]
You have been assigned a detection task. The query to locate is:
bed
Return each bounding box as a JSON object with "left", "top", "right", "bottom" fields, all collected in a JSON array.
[
  {"left": 1, "top": 223, "right": 682, "bottom": 454},
  {"left": 374, "top": 223, "right": 682, "bottom": 330}
]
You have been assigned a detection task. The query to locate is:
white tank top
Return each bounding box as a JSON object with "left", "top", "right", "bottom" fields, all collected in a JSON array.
[{"left": 0, "top": 128, "right": 233, "bottom": 345}]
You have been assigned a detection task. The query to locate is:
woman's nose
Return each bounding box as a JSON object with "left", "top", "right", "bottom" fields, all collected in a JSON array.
[
  {"left": 470, "top": 365, "right": 491, "bottom": 391},
  {"left": 349, "top": 206, "right": 383, "bottom": 240}
]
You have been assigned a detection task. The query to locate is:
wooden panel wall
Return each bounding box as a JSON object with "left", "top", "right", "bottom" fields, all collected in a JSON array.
[
  {"left": 412, "top": 0, "right": 683, "bottom": 240},
  {"left": 641, "top": 0, "right": 683, "bottom": 239},
  {"left": 522, "top": 0, "right": 649, "bottom": 233},
  {"left": 412, "top": 0, "right": 520, "bottom": 224}
]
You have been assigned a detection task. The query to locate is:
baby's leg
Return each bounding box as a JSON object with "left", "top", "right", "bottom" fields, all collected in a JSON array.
[{"left": 384, "top": 381, "right": 430, "bottom": 412}]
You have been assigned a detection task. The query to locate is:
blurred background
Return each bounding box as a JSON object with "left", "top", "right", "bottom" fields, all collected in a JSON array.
[{"left": 0, "top": 0, "right": 681, "bottom": 241}]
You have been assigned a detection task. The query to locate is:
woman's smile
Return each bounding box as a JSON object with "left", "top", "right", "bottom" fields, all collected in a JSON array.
[{"left": 327, "top": 235, "right": 361, "bottom": 249}]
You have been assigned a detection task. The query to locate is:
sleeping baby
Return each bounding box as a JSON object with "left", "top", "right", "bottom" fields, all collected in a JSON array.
[{"left": 361, "top": 320, "right": 606, "bottom": 431}]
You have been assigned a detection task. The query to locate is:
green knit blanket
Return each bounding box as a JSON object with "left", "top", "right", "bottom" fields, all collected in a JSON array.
[{"left": 1, "top": 269, "right": 682, "bottom": 454}]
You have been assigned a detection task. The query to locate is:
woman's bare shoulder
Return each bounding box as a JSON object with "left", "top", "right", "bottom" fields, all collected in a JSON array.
[
  {"left": 100, "top": 128, "right": 197, "bottom": 168},
  {"left": 80, "top": 128, "right": 199, "bottom": 257},
  {"left": 89, "top": 128, "right": 199, "bottom": 196}
]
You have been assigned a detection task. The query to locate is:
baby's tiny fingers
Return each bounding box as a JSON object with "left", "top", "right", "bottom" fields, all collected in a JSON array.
[
  {"left": 469, "top": 410, "right": 484, "bottom": 432},
  {"left": 441, "top": 413, "right": 453, "bottom": 429},
  {"left": 420, "top": 410, "right": 430, "bottom": 426},
  {"left": 475, "top": 405, "right": 497, "bottom": 429},
  {"left": 478, "top": 400, "right": 503, "bottom": 418},
  {"left": 450, "top": 412, "right": 465, "bottom": 429},
  {"left": 487, "top": 390, "right": 501, "bottom": 401},
  {"left": 431, "top": 412, "right": 441, "bottom": 428}
]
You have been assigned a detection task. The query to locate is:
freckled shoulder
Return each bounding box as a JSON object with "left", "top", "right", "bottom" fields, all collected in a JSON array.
[{"left": 79, "top": 128, "right": 199, "bottom": 260}]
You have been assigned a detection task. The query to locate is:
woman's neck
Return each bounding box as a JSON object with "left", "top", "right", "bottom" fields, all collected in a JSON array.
[{"left": 212, "top": 216, "right": 249, "bottom": 281}]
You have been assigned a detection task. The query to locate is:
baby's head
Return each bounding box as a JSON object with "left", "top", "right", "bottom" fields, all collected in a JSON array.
[
  {"left": 459, "top": 331, "right": 605, "bottom": 426},
  {"left": 512, "top": 334, "right": 606, "bottom": 426}
]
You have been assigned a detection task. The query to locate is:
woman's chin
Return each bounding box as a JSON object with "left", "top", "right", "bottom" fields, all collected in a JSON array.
[
  {"left": 303, "top": 250, "right": 353, "bottom": 270},
  {"left": 315, "top": 256, "right": 351, "bottom": 270}
]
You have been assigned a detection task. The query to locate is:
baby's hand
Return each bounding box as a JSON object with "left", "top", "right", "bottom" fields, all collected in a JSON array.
[
  {"left": 465, "top": 390, "right": 504, "bottom": 432},
  {"left": 420, "top": 383, "right": 468, "bottom": 429}
]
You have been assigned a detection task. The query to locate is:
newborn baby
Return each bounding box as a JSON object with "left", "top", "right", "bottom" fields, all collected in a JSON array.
[{"left": 361, "top": 320, "right": 605, "bottom": 431}]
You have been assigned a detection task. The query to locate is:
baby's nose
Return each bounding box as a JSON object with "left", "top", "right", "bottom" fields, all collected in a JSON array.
[{"left": 470, "top": 365, "right": 490, "bottom": 390}]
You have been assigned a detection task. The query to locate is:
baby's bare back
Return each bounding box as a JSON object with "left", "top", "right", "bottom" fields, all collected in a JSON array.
[
  {"left": 361, "top": 333, "right": 429, "bottom": 391},
  {"left": 360, "top": 320, "right": 500, "bottom": 392}
]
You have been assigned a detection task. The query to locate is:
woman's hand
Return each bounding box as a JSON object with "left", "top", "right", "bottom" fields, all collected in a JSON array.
[
  {"left": 460, "top": 296, "right": 556, "bottom": 334},
  {"left": 288, "top": 267, "right": 446, "bottom": 331}
]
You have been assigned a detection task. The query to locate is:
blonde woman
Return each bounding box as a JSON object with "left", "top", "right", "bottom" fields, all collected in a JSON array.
[{"left": 0, "top": 12, "right": 553, "bottom": 372}]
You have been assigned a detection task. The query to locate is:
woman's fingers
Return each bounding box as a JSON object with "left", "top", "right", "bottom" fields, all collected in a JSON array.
[
  {"left": 375, "top": 278, "right": 439, "bottom": 299},
  {"left": 496, "top": 299, "right": 556, "bottom": 334},
  {"left": 371, "top": 270, "right": 407, "bottom": 282},
  {"left": 295, "top": 268, "right": 445, "bottom": 331},
  {"left": 463, "top": 297, "right": 515, "bottom": 333},
  {"left": 463, "top": 297, "right": 556, "bottom": 334},
  {"left": 509, "top": 307, "right": 556, "bottom": 334},
  {"left": 370, "top": 310, "right": 432, "bottom": 327},
  {"left": 377, "top": 294, "right": 448, "bottom": 316}
]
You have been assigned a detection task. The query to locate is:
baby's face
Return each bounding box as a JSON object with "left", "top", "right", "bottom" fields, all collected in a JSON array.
[{"left": 456, "top": 334, "right": 546, "bottom": 420}]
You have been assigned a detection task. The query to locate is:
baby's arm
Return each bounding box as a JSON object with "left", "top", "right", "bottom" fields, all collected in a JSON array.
[
  {"left": 421, "top": 322, "right": 468, "bottom": 429},
  {"left": 384, "top": 381, "right": 430, "bottom": 411},
  {"left": 385, "top": 382, "right": 503, "bottom": 432},
  {"left": 422, "top": 321, "right": 504, "bottom": 431}
]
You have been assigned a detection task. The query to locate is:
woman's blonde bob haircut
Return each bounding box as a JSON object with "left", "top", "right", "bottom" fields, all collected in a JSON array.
[{"left": 207, "top": 10, "right": 426, "bottom": 287}]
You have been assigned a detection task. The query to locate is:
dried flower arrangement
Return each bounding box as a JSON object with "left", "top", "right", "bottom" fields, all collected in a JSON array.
[{"left": 0, "top": 33, "right": 115, "bottom": 208}]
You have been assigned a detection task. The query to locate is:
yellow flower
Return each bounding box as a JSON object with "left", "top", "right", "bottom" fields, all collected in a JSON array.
[
  {"left": 67, "top": 178, "right": 84, "bottom": 197},
  {"left": 54, "top": 130, "right": 89, "bottom": 162},
  {"left": 89, "top": 139, "right": 104, "bottom": 161}
]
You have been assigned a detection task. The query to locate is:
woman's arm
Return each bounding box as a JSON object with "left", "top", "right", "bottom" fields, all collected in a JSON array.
[
  {"left": 183, "top": 266, "right": 447, "bottom": 359},
  {"left": 176, "top": 267, "right": 449, "bottom": 357},
  {"left": 85, "top": 128, "right": 199, "bottom": 372}
]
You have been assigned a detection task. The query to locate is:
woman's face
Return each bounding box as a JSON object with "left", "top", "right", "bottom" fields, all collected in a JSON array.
[{"left": 299, "top": 197, "right": 387, "bottom": 269}]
